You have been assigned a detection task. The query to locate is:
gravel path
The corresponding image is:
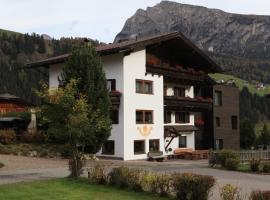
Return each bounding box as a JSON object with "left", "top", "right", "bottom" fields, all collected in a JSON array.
[{"left": 0, "top": 155, "right": 269, "bottom": 199}]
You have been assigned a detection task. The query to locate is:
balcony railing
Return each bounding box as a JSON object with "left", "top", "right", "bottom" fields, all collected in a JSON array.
[
  {"left": 164, "top": 96, "right": 213, "bottom": 112},
  {"left": 110, "top": 91, "right": 122, "bottom": 110}
]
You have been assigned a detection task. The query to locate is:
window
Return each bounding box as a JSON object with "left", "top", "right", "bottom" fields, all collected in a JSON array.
[
  {"left": 111, "top": 110, "right": 119, "bottom": 124},
  {"left": 175, "top": 112, "right": 190, "bottom": 123},
  {"left": 216, "top": 117, "right": 220, "bottom": 127},
  {"left": 164, "top": 111, "right": 172, "bottom": 124},
  {"left": 136, "top": 110, "right": 153, "bottom": 124},
  {"left": 214, "top": 91, "right": 222, "bottom": 106},
  {"left": 179, "top": 136, "right": 187, "bottom": 148},
  {"left": 215, "top": 139, "right": 223, "bottom": 150},
  {"left": 174, "top": 87, "right": 185, "bottom": 97},
  {"left": 107, "top": 79, "right": 116, "bottom": 91},
  {"left": 102, "top": 140, "right": 115, "bottom": 155},
  {"left": 136, "top": 79, "right": 153, "bottom": 94},
  {"left": 231, "top": 116, "right": 238, "bottom": 130},
  {"left": 164, "top": 85, "right": 167, "bottom": 96},
  {"left": 134, "top": 140, "right": 145, "bottom": 154},
  {"left": 149, "top": 139, "right": 160, "bottom": 152}
]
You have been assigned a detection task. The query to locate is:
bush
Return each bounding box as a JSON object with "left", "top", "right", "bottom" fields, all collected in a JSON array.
[
  {"left": 220, "top": 184, "right": 244, "bottom": 200},
  {"left": 216, "top": 149, "right": 240, "bottom": 168},
  {"left": 261, "top": 162, "right": 270, "bottom": 173},
  {"left": 173, "top": 173, "right": 216, "bottom": 200},
  {"left": 0, "top": 162, "right": 4, "bottom": 168},
  {"left": 225, "top": 158, "right": 240, "bottom": 170},
  {"left": 88, "top": 165, "right": 107, "bottom": 184},
  {"left": 250, "top": 191, "right": 270, "bottom": 200},
  {"left": 108, "top": 167, "right": 143, "bottom": 191},
  {"left": 0, "top": 129, "right": 16, "bottom": 144},
  {"left": 250, "top": 159, "right": 261, "bottom": 172},
  {"left": 21, "top": 131, "right": 44, "bottom": 144},
  {"left": 145, "top": 173, "right": 172, "bottom": 197}
]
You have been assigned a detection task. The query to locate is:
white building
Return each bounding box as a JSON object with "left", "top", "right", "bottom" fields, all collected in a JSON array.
[{"left": 28, "top": 32, "right": 222, "bottom": 160}]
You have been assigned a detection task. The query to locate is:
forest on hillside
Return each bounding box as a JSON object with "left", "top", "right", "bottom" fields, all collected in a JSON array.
[{"left": 0, "top": 31, "right": 97, "bottom": 104}]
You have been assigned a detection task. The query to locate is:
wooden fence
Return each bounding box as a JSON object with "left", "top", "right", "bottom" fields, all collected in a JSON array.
[
  {"left": 238, "top": 150, "right": 270, "bottom": 162},
  {"left": 209, "top": 149, "right": 270, "bottom": 163}
]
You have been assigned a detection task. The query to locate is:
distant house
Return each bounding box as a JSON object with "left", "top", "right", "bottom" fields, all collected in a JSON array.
[
  {"left": 27, "top": 32, "right": 240, "bottom": 160},
  {"left": 0, "top": 93, "right": 31, "bottom": 133}
]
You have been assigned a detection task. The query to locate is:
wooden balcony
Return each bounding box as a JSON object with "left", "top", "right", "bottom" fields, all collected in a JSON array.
[
  {"left": 164, "top": 96, "right": 213, "bottom": 112},
  {"left": 110, "top": 91, "right": 122, "bottom": 110},
  {"left": 146, "top": 64, "right": 215, "bottom": 86}
]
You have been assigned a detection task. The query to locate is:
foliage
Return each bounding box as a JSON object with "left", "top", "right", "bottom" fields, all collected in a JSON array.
[
  {"left": 240, "top": 120, "right": 256, "bottom": 149},
  {"left": 261, "top": 162, "right": 270, "bottom": 173},
  {"left": 224, "top": 158, "right": 240, "bottom": 170},
  {"left": 250, "top": 191, "right": 270, "bottom": 200},
  {"left": 216, "top": 149, "right": 240, "bottom": 168},
  {"left": 172, "top": 173, "right": 215, "bottom": 200},
  {"left": 60, "top": 44, "right": 111, "bottom": 153},
  {"left": 220, "top": 184, "right": 244, "bottom": 200},
  {"left": 258, "top": 124, "right": 270, "bottom": 149},
  {"left": 108, "top": 167, "right": 143, "bottom": 191},
  {"left": 249, "top": 159, "right": 261, "bottom": 172},
  {"left": 0, "top": 129, "right": 16, "bottom": 144},
  {"left": 21, "top": 130, "right": 45, "bottom": 144},
  {"left": 88, "top": 165, "right": 108, "bottom": 185},
  {"left": 148, "top": 174, "right": 172, "bottom": 197}
]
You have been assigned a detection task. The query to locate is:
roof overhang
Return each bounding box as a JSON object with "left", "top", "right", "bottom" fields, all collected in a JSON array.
[{"left": 25, "top": 31, "right": 222, "bottom": 73}]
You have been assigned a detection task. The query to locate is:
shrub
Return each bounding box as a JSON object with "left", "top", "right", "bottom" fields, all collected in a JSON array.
[
  {"left": 261, "top": 162, "right": 270, "bottom": 173},
  {"left": 108, "top": 167, "right": 143, "bottom": 191},
  {"left": 145, "top": 173, "right": 172, "bottom": 197},
  {"left": 216, "top": 149, "right": 240, "bottom": 168},
  {"left": 173, "top": 173, "right": 215, "bottom": 200},
  {"left": 250, "top": 191, "right": 270, "bottom": 200},
  {"left": 225, "top": 158, "right": 240, "bottom": 170},
  {"left": 0, "top": 162, "right": 4, "bottom": 168},
  {"left": 220, "top": 184, "right": 244, "bottom": 200},
  {"left": 0, "top": 129, "right": 16, "bottom": 144},
  {"left": 88, "top": 165, "right": 107, "bottom": 184},
  {"left": 250, "top": 159, "right": 261, "bottom": 172},
  {"left": 21, "top": 131, "right": 44, "bottom": 144}
]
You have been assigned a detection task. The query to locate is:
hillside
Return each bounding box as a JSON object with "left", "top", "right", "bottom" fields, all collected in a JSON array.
[
  {"left": 210, "top": 73, "right": 270, "bottom": 96},
  {"left": 0, "top": 30, "right": 97, "bottom": 104},
  {"left": 116, "top": 1, "right": 270, "bottom": 84}
]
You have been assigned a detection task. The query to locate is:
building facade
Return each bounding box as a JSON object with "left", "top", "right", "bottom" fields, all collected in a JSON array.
[{"left": 28, "top": 32, "right": 240, "bottom": 160}]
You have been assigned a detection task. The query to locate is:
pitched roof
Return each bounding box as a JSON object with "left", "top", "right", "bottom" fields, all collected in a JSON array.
[
  {"left": 0, "top": 93, "right": 31, "bottom": 105},
  {"left": 26, "top": 31, "right": 222, "bottom": 72}
]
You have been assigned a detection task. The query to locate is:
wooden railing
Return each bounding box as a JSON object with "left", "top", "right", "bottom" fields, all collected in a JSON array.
[
  {"left": 238, "top": 150, "right": 270, "bottom": 162},
  {"left": 209, "top": 149, "right": 270, "bottom": 163}
]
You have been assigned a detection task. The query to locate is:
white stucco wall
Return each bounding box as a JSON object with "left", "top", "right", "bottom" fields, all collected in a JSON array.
[
  {"left": 98, "top": 54, "right": 124, "bottom": 158},
  {"left": 123, "top": 49, "right": 164, "bottom": 160},
  {"left": 49, "top": 63, "right": 63, "bottom": 89}
]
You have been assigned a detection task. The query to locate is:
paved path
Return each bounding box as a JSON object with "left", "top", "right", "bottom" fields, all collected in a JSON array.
[{"left": 1, "top": 155, "right": 269, "bottom": 199}]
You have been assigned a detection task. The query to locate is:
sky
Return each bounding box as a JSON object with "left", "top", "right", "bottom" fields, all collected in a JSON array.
[{"left": 0, "top": 0, "right": 270, "bottom": 43}]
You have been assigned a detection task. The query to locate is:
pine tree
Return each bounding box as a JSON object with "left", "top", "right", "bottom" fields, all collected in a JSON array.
[
  {"left": 240, "top": 120, "right": 256, "bottom": 149},
  {"left": 61, "top": 43, "right": 111, "bottom": 153},
  {"left": 258, "top": 124, "right": 270, "bottom": 149}
]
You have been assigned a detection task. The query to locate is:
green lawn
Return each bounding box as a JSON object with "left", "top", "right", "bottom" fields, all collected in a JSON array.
[
  {"left": 0, "top": 178, "right": 169, "bottom": 200},
  {"left": 210, "top": 73, "right": 270, "bottom": 96}
]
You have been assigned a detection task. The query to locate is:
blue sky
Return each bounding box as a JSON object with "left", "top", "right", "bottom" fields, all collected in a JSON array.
[{"left": 0, "top": 0, "right": 269, "bottom": 43}]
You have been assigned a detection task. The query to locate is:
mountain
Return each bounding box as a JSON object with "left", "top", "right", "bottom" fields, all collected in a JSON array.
[
  {"left": 115, "top": 1, "right": 270, "bottom": 83},
  {"left": 0, "top": 29, "right": 98, "bottom": 104}
]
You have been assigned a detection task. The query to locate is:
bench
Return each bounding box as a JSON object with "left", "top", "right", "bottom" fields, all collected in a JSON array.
[
  {"left": 147, "top": 151, "right": 166, "bottom": 162},
  {"left": 173, "top": 148, "right": 209, "bottom": 160}
]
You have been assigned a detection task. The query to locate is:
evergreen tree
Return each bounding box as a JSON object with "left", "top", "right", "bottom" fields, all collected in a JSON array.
[
  {"left": 61, "top": 44, "right": 111, "bottom": 153},
  {"left": 258, "top": 124, "right": 270, "bottom": 149},
  {"left": 240, "top": 120, "right": 256, "bottom": 149}
]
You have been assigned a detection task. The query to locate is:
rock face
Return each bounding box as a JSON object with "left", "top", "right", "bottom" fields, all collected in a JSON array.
[{"left": 115, "top": 1, "right": 270, "bottom": 83}]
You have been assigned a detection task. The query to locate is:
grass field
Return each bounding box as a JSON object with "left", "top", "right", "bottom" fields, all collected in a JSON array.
[
  {"left": 210, "top": 73, "right": 270, "bottom": 96},
  {"left": 0, "top": 178, "right": 169, "bottom": 200}
]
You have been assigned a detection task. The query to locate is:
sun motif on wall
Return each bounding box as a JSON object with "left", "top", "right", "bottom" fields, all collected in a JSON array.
[{"left": 137, "top": 125, "right": 153, "bottom": 137}]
